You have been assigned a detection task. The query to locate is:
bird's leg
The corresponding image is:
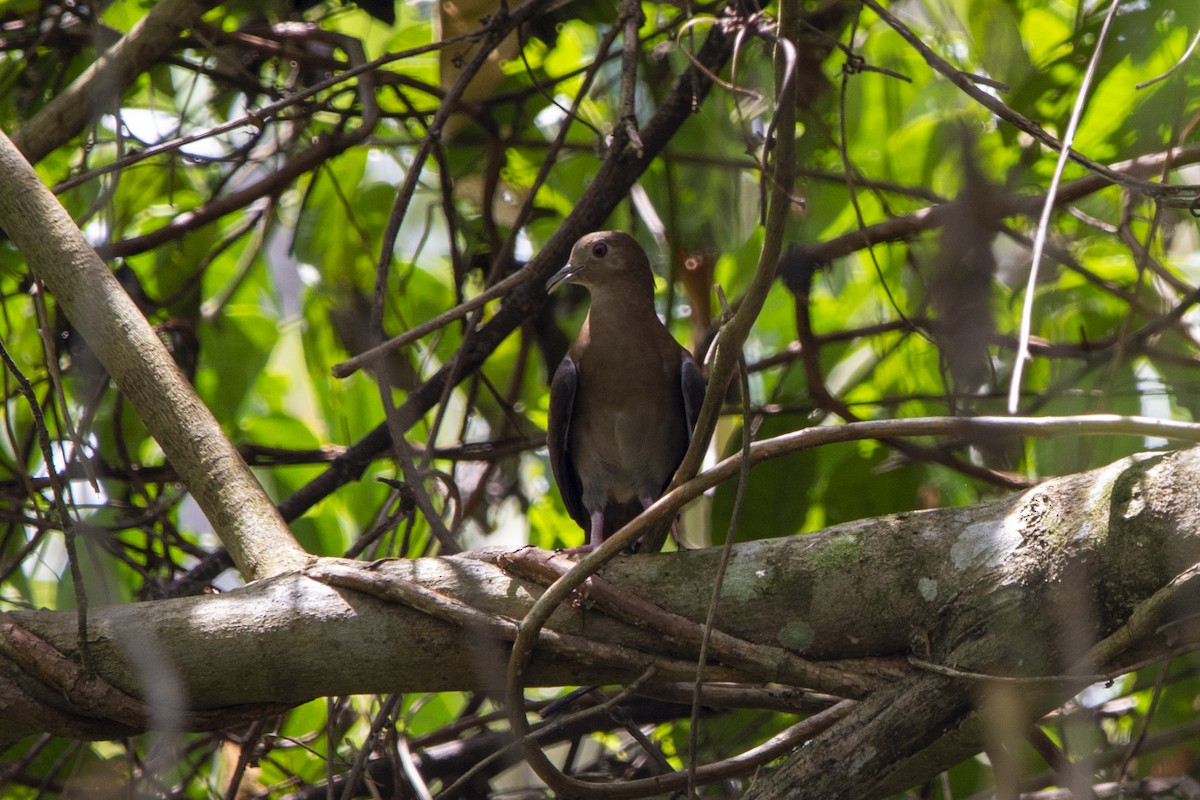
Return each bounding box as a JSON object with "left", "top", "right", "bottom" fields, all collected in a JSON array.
[
  {"left": 560, "top": 510, "right": 605, "bottom": 555},
  {"left": 588, "top": 510, "right": 606, "bottom": 549}
]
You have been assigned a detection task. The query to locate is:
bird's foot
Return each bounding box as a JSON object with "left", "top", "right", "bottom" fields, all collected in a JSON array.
[{"left": 558, "top": 512, "right": 605, "bottom": 554}]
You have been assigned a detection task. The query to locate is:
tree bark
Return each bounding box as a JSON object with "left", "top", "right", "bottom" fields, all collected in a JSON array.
[{"left": 2, "top": 447, "right": 1198, "bottom": 800}]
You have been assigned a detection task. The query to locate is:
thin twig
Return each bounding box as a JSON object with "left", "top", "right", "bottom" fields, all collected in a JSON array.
[
  {"left": 859, "top": 0, "right": 1196, "bottom": 201},
  {"left": 616, "top": 0, "right": 646, "bottom": 156},
  {"left": 334, "top": 5, "right": 622, "bottom": 382},
  {"left": 437, "top": 668, "right": 662, "bottom": 798},
  {"left": 667, "top": 8, "right": 798, "bottom": 524},
  {"left": 307, "top": 560, "right": 749, "bottom": 683},
  {"left": 499, "top": 548, "right": 877, "bottom": 696},
  {"left": 50, "top": 27, "right": 487, "bottom": 194},
  {"left": 689, "top": 287, "right": 753, "bottom": 796},
  {"left": 1009, "top": 0, "right": 1124, "bottom": 413},
  {"left": 0, "top": 337, "right": 90, "bottom": 668},
  {"left": 222, "top": 721, "right": 266, "bottom": 800},
  {"left": 1136, "top": 25, "right": 1200, "bottom": 89}
]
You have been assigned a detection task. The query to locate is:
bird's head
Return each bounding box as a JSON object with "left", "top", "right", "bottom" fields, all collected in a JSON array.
[{"left": 546, "top": 231, "right": 655, "bottom": 299}]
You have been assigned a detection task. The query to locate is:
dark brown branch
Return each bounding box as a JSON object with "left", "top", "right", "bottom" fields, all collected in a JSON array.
[{"left": 95, "top": 31, "right": 379, "bottom": 259}]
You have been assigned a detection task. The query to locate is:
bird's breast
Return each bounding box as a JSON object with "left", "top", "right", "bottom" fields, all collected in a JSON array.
[{"left": 568, "top": 344, "right": 689, "bottom": 506}]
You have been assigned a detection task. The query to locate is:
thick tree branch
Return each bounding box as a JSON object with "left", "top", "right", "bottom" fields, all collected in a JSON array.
[{"left": 2, "top": 445, "right": 1198, "bottom": 800}]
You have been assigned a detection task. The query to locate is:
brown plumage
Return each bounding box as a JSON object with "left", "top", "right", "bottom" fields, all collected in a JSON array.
[{"left": 545, "top": 231, "right": 706, "bottom": 552}]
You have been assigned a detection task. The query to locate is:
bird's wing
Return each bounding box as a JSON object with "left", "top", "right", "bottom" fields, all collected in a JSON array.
[
  {"left": 680, "top": 353, "right": 706, "bottom": 436},
  {"left": 547, "top": 356, "right": 590, "bottom": 529}
]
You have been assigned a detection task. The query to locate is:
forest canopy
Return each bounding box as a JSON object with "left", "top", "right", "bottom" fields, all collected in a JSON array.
[{"left": 3, "top": 0, "right": 1200, "bottom": 797}]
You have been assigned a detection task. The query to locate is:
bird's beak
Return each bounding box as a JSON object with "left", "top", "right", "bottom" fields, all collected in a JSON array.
[{"left": 546, "top": 261, "right": 583, "bottom": 293}]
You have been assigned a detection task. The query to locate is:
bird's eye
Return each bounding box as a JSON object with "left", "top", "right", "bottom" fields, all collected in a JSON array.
[{"left": 592, "top": 242, "right": 608, "bottom": 258}]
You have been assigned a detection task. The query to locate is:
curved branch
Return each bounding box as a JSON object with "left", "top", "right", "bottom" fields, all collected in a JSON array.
[{"left": 0, "top": 129, "right": 306, "bottom": 581}]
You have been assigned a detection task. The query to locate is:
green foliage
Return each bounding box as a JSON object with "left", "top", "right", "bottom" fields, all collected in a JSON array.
[{"left": 2, "top": 0, "right": 1200, "bottom": 795}]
